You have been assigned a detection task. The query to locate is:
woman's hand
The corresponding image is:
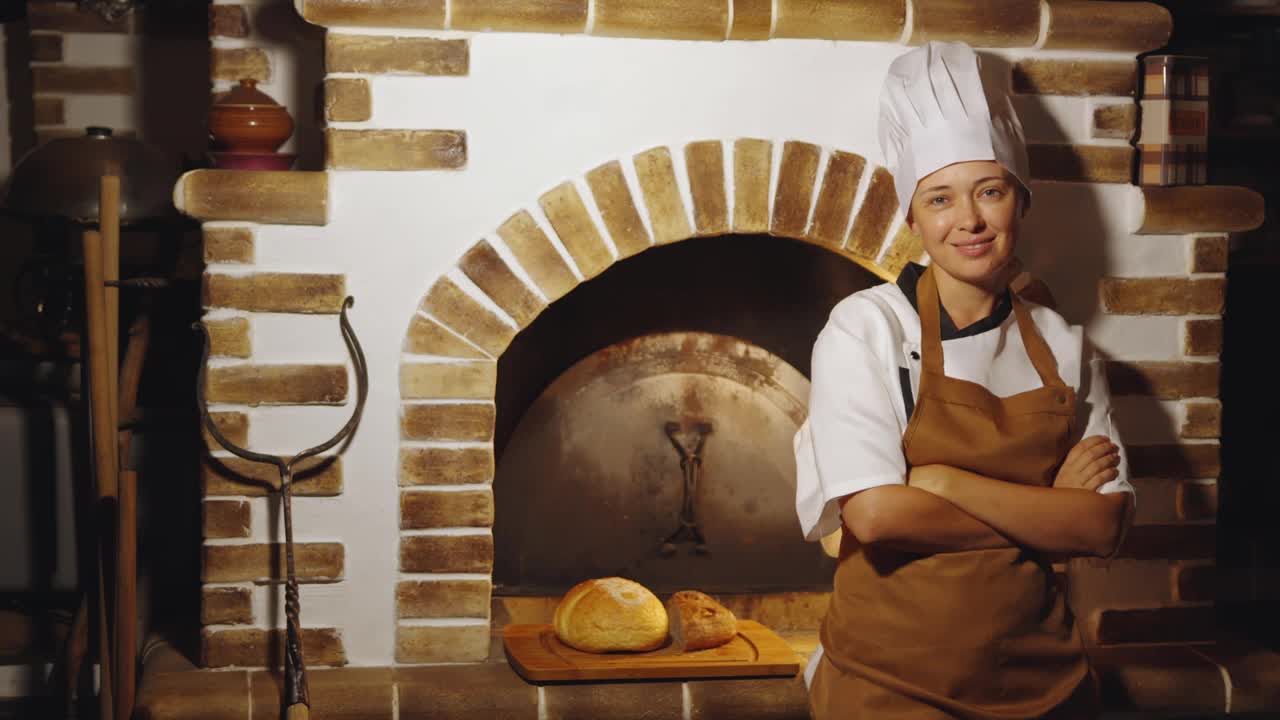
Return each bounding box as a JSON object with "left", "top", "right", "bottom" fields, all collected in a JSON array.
[{"left": 1053, "top": 435, "right": 1120, "bottom": 491}]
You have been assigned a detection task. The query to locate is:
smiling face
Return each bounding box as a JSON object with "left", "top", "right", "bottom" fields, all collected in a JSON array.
[{"left": 906, "top": 160, "right": 1024, "bottom": 292}]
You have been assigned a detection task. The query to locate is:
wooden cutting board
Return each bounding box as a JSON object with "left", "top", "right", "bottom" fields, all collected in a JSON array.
[{"left": 503, "top": 620, "right": 801, "bottom": 682}]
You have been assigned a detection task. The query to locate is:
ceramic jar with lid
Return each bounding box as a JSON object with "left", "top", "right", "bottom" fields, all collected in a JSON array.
[{"left": 208, "top": 78, "right": 294, "bottom": 153}]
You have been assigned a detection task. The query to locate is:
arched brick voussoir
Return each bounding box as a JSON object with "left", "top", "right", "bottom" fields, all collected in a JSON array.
[
  {"left": 807, "top": 150, "right": 868, "bottom": 249},
  {"left": 632, "top": 146, "right": 693, "bottom": 246},
  {"left": 847, "top": 166, "right": 901, "bottom": 263},
  {"left": 585, "top": 160, "right": 653, "bottom": 261},
  {"left": 495, "top": 209, "right": 580, "bottom": 304},
  {"left": 457, "top": 239, "right": 548, "bottom": 329},
  {"left": 419, "top": 276, "right": 516, "bottom": 359},
  {"left": 771, "top": 141, "right": 822, "bottom": 239}
]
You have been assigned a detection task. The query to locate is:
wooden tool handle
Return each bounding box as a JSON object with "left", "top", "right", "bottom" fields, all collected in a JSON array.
[{"left": 286, "top": 703, "right": 310, "bottom": 720}]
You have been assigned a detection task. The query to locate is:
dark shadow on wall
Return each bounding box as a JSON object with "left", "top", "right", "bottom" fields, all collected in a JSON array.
[{"left": 252, "top": 1, "right": 326, "bottom": 171}]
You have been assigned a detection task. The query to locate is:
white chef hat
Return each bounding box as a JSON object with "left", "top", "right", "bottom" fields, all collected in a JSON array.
[{"left": 878, "top": 41, "right": 1030, "bottom": 216}]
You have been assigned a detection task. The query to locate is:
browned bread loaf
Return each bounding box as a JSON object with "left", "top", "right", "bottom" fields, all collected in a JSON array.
[
  {"left": 553, "top": 577, "right": 669, "bottom": 653},
  {"left": 665, "top": 590, "right": 737, "bottom": 651}
]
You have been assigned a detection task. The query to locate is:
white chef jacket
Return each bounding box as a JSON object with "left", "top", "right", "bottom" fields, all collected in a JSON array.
[{"left": 794, "top": 264, "right": 1135, "bottom": 687}]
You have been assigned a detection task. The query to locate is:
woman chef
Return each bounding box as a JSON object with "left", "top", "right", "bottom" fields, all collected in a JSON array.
[{"left": 794, "top": 41, "right": 1136, "bottom": 719}]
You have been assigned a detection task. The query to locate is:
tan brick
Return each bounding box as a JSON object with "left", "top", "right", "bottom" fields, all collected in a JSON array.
[
  {"left": 846, "top": 166, "right": 898, "bottom": 260},
  {"left": 880, "top": 223, "right": 924, "bottom": 278},
  {"left": 1095, "top": 606, "right": 1216, "bottom": 646},
  {"left": 1116, "top": 522, "right": 1216, "bottom": 560},
  {"left": 806, "top": 151, "right": 865, "bottom": 248},
  {"left": 30, "top": 34, "right": 63, "bottom": 62},
  {"left": 401, "top": 489, "right": 494, "bottom": 529},
  {"left": 1092, "top": 103, "right": 1138, "bottom": 141},
  {"left": 174, "top": 170, "right": 328, "bottom": 226},
  {"left": 325, "top": 35, "right": 467, "bottom": 75},
  {"left": 540, "top": 182, "right": 613, "bottom": 279},
  {"left": 422, "top": 276, "right": 515, "bottom": 357},
  {"left": 1128, "top": 443, "right": 1220, "bottom": 479},
  {"left": 770, "top": 141, "right": 820, "bottom": 238},
  {"left": 204, "top": 411, "right": 249, "bottom": 451},
  {"left": 733, "top": 139, "right": 772, "bottom": 234},
  {"left": 1028, "top": 144, "right": 1133, "bottom": 184},
  {"left": 457, "top": 240, "right": 546, "bottom": 328},
  {"left": 1177, "top": 481, "right": 1218, "bottom": 521},
  {"left": 1172, "top": 562, "right": 1215, "bottom": 603},
  {"left": 1106, "top": 361, "right": 1219, "bottom": 400},
  {"left": 1182, "top": 401, "right": 1221, "bottom": 439},
  {"left": 32, "top": 66, "right": 134, "bottom": 95},
  {"left": 211, "top": 48, "right": 270, "bottom": 83},
  {"left": 633, "top": 147, "right": 692, "bottom": 245},
  {"left": 395, "top": 624, "right": 489, "bottom": 663},
  {"left": 397, "top": 579, "right": 492, "bottom": 619},
  {"left": 33, "top": 96, "right": 64, "bottom": 126},
  {"left": 203, "top": 227, "right": 254, "bottom": 264},
  {"left": 729, "top": 0, "right": 771, "bottom": 39},
  {"left": 204, "top": 500, "right": 250, "bottom": 539},
  {"left": 203, "top": 273, "right": 345, "bottom": 314},
  {"left": 209, "top": 4, "right": 250, "bottom": 37},
  {"left": 251, "top": 668, "right": 392, "bottom": 720},
  {"left": 202, "top": 542, "right": 344, "bottom": 583},
  {"left": 1089, "top": 645, "right": 1224, "bottom": 711},
  {"left": 396, "top": 665, "right": 538, "bottom": 720},
  {"left": 1185, "top": 319, "right": 1223, "bottom": 357},
  {"left": 496, "top": 210, "right": 579, "bottom": 303},
  {"left": 1012, "top": 60, "right": 1135, "bottom": 97},
  {"left": 1100, "top": 277, "right": 1224, "bottom": 316},
  {"left": 545, "top": 682, "right": 684, "bottom": 720},
  {"left": 326, "top": 129, "right": 466, "bottom": 171},
  {"left": 202, "top": 586, "right": 253, "bottom": 625},
  {"left": 400, "top": 534, "right": 492, "bottom": 573},
  {"left": 1044, "top": 1, "right": 1171, "bottom": 53},
  {"left": 299, "top": 0, "right": 446, "bottom": 28},
  {"left": 1134, "top": 186, "right": 1265, "bottom": 235},
  {"left": 135, "top": 668, "right": 250, "bottom": 719},
  {"left": 324, "top": 77, "right": 371, "bottom": 122},
  {"left": 400, "top": 361, "right": 496, "bottom": 400},
  {"left": 203, "top": 455, "right": 343, "bottom": 497},
  {"left": 401, "top": 403, "right": 494, "bottom": 442},
  {"left": 773, "top": 0, "right": 904, "bottom": 41},
  {"left": 205, "top": 364, "right": 348, "bottom": 406},
  {"left": 685, "top": 141, "right": 729, "bottom": 236},
  {"left": 28, "top": 2, "right": 136, "bottom": 32},
  {"left": 404, "top": 313, "right": 489, "bottom": 359},
  {"left": 451, "top": 0, "right": 587, "bottom": 33},
  {"left": 399, "top": 446, "right": 494, "bottom": 486},
  {"left": 593, "top": 0, "right": 727, "bottom": 40},
  {"left": 203, "top": 627, "right": 346, "bottom": 668},
  {"left": 1192, "top": 235, "right": 1228, "bottom": 274},
  {"left": 689, "top": 676, "right": 810, "bottom": 720},
  {"left": 586, "top": 161, "right": 651, "bottom": 260},
  {"left": 909, "top": 0, "right": 1039, "bottom": 47},
  {"left": 205, "top": 317, "right": 251, "bottom": 358}
]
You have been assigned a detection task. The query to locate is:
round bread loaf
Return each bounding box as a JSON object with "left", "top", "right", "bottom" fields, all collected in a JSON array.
[
  {"left": 553, "top": 577, "right": 669, "bottom": 653},
  {"left": 666, "top": 590, "right": 737, "bottom": 651}
]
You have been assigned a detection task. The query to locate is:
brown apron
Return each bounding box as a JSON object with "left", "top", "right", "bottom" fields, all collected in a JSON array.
[{"left": 810, "top": 265, "right": 1096, "bottom": 720}]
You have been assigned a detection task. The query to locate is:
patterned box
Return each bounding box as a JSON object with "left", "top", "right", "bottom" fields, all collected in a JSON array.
[{"left": 1139, "top": 55, "right": 1210, "bottom": 186}]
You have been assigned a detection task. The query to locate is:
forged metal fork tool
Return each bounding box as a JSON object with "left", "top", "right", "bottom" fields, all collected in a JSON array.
[{"left": 661, "top": 420, "right": 713, "bottom": 556}]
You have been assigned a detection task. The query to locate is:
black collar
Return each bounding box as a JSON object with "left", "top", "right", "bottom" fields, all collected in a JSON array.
[{"left": 895, "top": 262, "right": 1013, "bottom": 341}]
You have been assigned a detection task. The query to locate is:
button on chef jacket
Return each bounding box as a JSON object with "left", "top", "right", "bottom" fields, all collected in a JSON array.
[{"left": 794, "top": 263, "right": 1136, "bottom": 686}]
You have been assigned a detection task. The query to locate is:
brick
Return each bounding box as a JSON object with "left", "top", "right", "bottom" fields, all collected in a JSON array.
[
  {"left": 33, "top": 96, "right": 64, "bottom": 125},
  {"left": 593, "top": 0, "right": 727, "bottom": 40},
  {"left": 400, "top": 534, "right": 492, "bottom": 573},
  {"left": 1134, "top": 185, "right": 1265, "bottom": 235},
  {"left": 1176, "top": 481, "right": 1218, "bottom": 521},
  {"left": 203, "top": 273, "right": 345, "bottom": 314},
  {"left": 203, "top": 455, "right": 343, "bottom": 497},
  {"left": 205, "top": 317, "right": 251, "bottom": 358},
  {"left": 909, "top": 0, "right": 1039, "bottom": 47},
  {"left": 202, "top": 586, "right": 253, "bottom": 625},
  {"left": 1193, "top": 641, "right": 1280, "bottom": 714},
  {"left": 773, "top": 0, "right": 905, "bottom": 41},
  {"left": 30, "top": 34, "right": 63, "bottom": 62},
  {"left": 1092, "top": 103, "right": 1138, "bottom": 141},
  {"left": 846, "top": 166, "right": 898, "bottom": 260},
  {"left": 539, "top": 182, "right": 613, "bottom": 280},
  {"left": 325, "top": 35, "right": 467, "bottom": 75},
  {"left": 204, "top": 411, "right": 249, "bottom": 450},
  {"left": 1100, "top": 278, "right": 1224, "bottom": 316},
  {"left": 808, "top": 151, "right": 865, "bottom": 248},
  {"left": 326, "top": 129, "right": 466, "bottom": 171},
  {"left": 1185, "top": 319, "right": 1223, "bottom": 357},
  {"left": 209, "top": 4, "right": 250, "bottom": 37},
  {"left": 211, "top": 48, "right": 270, "bottom": 83},
  {"left": 323, "top": 77, "right": 371, "bottom": 123},
  {"left": 28, "top": 2, "right": 135, "bottom": 32},
  {"left": 1012, "top": 60, "right": 1135, "bottom": 97},
  {"left": 1028, "top": 144, "right": 1133, "bottom": 184},
  {"left": 633, "top": 147, "right": 692, "bottom": 245},
  {"left": 1128, "top": 443, "right": 1219, "bottom": 479},
  {"left": 422, "top": 277, "right": 515, "bottom": 357},
  {"left": 401, "top": 489, "right": 493, "bottom": 529},
  {"left": 1106, "top": 361, "right": 1218, "bottom": 400},
  {"left": 203, "top": 227, "right": 254, "bottom": 264},
  {"left": 1044, "top": 0, "right": 1171, "bottom": 53},
  {"left": 205, "top": 364, "right": 348, "bottom": 406},
  {"left": 586, "top": 161, "right": 651, "bottom": 260},
  {"left": 880, "top": 223, "right": 924, "bottom": 278},
  {"left": 401, "top": 403, "right": 494, "bottom": 442},
  {"left": 397, "top": 578, "right": 491, "bottom": 619},
  {"left": 1116, "top": 523, "right": 1216, "bottom": 560},
  {"left": 1095, "top": 606, "right": 1217, "bottom": 645},
  {"left": 733, "top": 139, "right": 772, "bottom": 234},
  {"left": 1182, "top": 402, "right": 1221, "bottom": 439},
  {"left": 202, "top": 542, "right": 344, "bottom": 583},
  {"left": 685, "top": 141, "right": 729, "bottom": 236},
  {"left": 451, "top": 0, "right": 587, "bottom": 33},
  {"left": 1191, "top": 235, "right": 1228, "bottom": 274},
  {"left": 404, "top": 313, "right": 488, "bottom": 359},
  {"left": 396, "top": 664, "right": 538, "bottom": 720},
  {"left": 32, "top": 66, "right": 134, "bottom": 95},
  {"left": 251, "top": 667, "right": 392, "bottom": 720},
  {"left": 689, "top": 676, "right": 810, "bottom": 720},
  {"left": 399, "top": 446, "right": 494, "bottom": 486},
  {"left": 395, "top": 624, "right": 489, "bottom": 663},
  {"left": 1172, "top": 562, "right": 1217, "bottom": 603},
  {"left": 545, "top": 681, "right": 683, "bottom": 720},
  {"left": 459, "top": 240, "right": 547, "bottom": 327},
  {"left": 496, "top": 210, "right": 578, "bottom": 303},
  {"left": 1091, "top": 644, "right": 1225, "bottom": 713},
  {"left": 204, "top": 500, "right": 250, "bottom": 539},
  {"left": 174, "top": 170, "right": 328, "bottom": 226},
  {"left": 729, "top": 0, "right": 772, "bottom": 39},
  {"left": 135, "top": 668, "right": 250, "bottom": 719},
  {"left": 770, "top": 141, "right": 820, "bottom": 238},
  {"left": 203, "top": 627, "right": 345, "bottom": 668},
  {"left": 400, "top": 361, "right": 495, "bottom": 401},
  {"left": 299, "top": 0, "right": 446, "bottom": 28}
]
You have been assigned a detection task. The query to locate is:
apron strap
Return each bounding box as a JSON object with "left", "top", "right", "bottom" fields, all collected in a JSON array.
[{"left": 1010, "top": 290, "right": 1068, "bottom": 388}]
